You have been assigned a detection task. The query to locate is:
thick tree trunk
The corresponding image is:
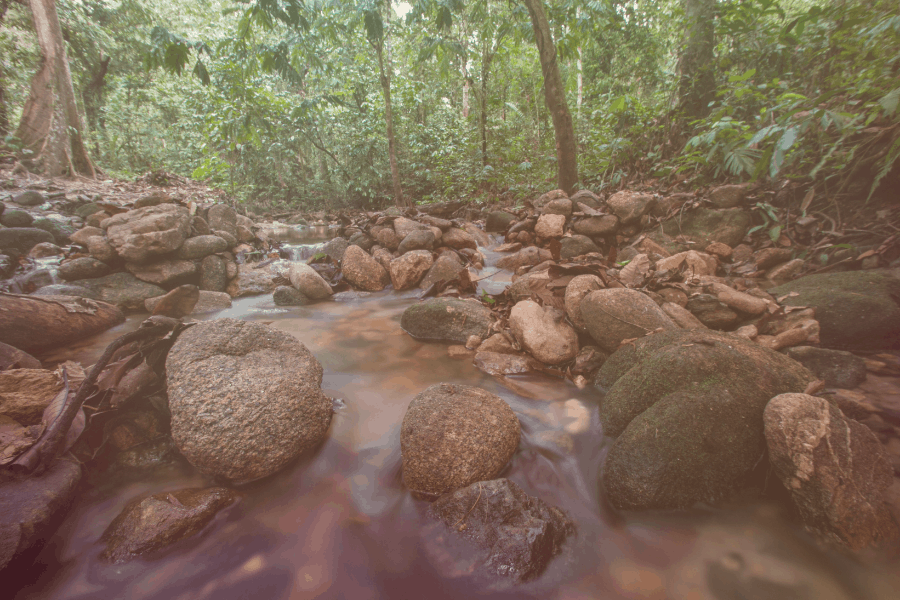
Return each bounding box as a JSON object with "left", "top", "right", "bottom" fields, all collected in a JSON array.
[
  {"left": 14, "top": 0, "right": 95, "bottom": 178},
  {"left": 522, "top": 0, "right": 578, "bottom": 194},
  {"left": 677, "top": 0, "right": 717, "bottom": 120},
  {"left": 0, "top": 293, "right": 124, "bottom": 353},
  {"left": 374, "top": 40, "right": 408, "bottom": 208}
]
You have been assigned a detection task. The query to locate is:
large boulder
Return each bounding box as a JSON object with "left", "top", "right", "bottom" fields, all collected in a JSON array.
[
  {"left": 769, "top": 271, "right": 900, "bottom": 351},
  {"left": 661, "top": 208, "right": 752, "bottom": 248},
  {"left": 486, "top": 211, "right": 515, "bottom": 233},
  {"left": 782, "top": 346, "right": 867, "bottom": 389},
  {"left": 393, "top": 216, "right": 430, "bottom": 239},
  {"left": 225, "top": 263, "right": 277, "bottom": 298},
  {"left": 389, "top": 250, "right": 433, "bottom": 290},
  {"left": 400, "top": 298, "right": 493, "bottom": 343},
  {"left": 65, "top": 272, "right": 165, "bottom": 311},
  {"left": 419, "top": 253, "right": 465, "bottom": 289},
  {"left": 166, "top": 319, "right": 332, "bottom": 483},
  {"left": 288, "top": 263, "right": 333, "bottom": 299},
  {"left": 509, "top": 300, "right": 578, "bottom": 365},
  {"left": 580, "top": 288, "right": 676, "bottom": 352},
  {"left": 401, "top": 383, "right": 519, "bottom": 498},
  {"left": 126, "top": 258, "right": 198, "bottom": 287},
  {"left": 564, "top": 275, "right": 604, "bottom": 333},
  {"left": 100, "top": 487, "right": 238, "bottom": 563},
  {"left": 423, "top": 479, "right": 575, "bottom": 583},
  {"left": 764, "top": 393, "right": 899, "bottom": 550},
  {"left": 105, "top": 204, "right": 192, "bottom": 263},
  {"left": 442, "top": 228, "right": 477, "bottom": 250},
  {"left": 0, "top": 294, "right": 124, "bottom": 352},
  {"left": 597, "top": 329, "right": 814, "bottom": 510},
  {"left": 341, "top": 245, "right": 390, "bottom": 291},
  {"left": 206, "top": 204, "right": 237, "bottom": 237},
  {"left": 0, "top": 228, "right": 54, "bottom": 256},
  {"left": 57, "top": 257, "right": 110, "bottom": 281}
]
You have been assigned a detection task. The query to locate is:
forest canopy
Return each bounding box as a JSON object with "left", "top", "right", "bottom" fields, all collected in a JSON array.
[{"left": 1, "top": 0, "right": 898, "bottom": 211}]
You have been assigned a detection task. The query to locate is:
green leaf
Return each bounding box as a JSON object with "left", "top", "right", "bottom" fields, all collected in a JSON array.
[{"left": 768, "top": 225, "right": 782, "bottom": 243}]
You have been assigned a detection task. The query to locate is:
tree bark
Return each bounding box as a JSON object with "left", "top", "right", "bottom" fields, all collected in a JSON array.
[
  {"left": 677, "top": 0, "right": 717, "bottom": 120},
  {"left": 522, "top": 0, "right": 578, "bottom": 194},
  {"left": 14, "top": 0, "right": 95, "bottom": 178},
  {"left": 373, "top": 39, "right": 408, "bottom": 207},
  {"left": 0, "top": 293, "right": 124, "bottom": 353}
]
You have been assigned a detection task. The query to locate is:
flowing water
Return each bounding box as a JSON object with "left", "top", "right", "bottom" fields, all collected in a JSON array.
[{"left": 12, "top": 230, "right": 900, "bottom": 600}]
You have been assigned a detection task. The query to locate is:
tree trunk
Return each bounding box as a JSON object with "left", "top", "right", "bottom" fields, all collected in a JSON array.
[
  {"left": 14, "top": 0, "right": 95, "bottom": 178},
  {"left": 677, "top": 0, "right": 717, "bottom": 121},
  {"left": 83, "top": 55, "right": 110, "bottom": 157},
  {"left": 479, "top": 52, "right": 491, "bottom": 166},
  {"left": 522, "top": 0, "right": 578, "bottom": 194},
  {"left": 462, "top": 57, "right": 470, "bottom": 119},
  {"left": 374, "top": 40, "right": 408, "bottom": 207},
  {"left": 0, "top": 293, "right": 124, "bottom": 353}
]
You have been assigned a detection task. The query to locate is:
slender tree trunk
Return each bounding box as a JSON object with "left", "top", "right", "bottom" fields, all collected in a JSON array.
[
  {"left": 479, "top": 52, "right": 491, "bottom": 166},
  {"left": 462, "top": 57, "right": 470, "bottom": 119},
  {"left": 374, "top": 40, "right": 407, "bottom": 207},
  {"left": 522, "top": 0, "right": 578, "bottom": 193},
  {"left": 677, "top": 0, "right": 717, "bottom": 120},
  {"left": 0, "top": 0, "right": 9, "bottom": 136},
  {"left": 83, "top": 55, "right": 110, "bottom": 157},
  {"left": 15, "top": 0, "right": 95, "bottom": 177}
]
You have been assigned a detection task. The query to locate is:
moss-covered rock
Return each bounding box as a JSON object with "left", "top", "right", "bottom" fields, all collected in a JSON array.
[{"left": 769, "top": 270, "right": 900, "bottom": 351}]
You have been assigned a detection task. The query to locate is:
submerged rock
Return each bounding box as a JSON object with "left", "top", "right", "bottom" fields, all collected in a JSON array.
[
  {"left": 166, "top": 319, "right": 332, "bottom": 483},
  {"left": 764, "top": 393, "right": 899, "bottom": 550},
  {"left": 424, "top": 478, "right": 575, "bottom": 583},
  {"left": 100, "top": 487, "right": 238, "bottom": 563},
  {"left": 400, "top": 298, "right": 494, "bottom": 343},
  {"left": 401, "top": 383, "right": 519, "bottom": 498}
]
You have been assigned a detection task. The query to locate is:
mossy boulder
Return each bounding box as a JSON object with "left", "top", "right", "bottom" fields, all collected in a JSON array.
[
  {"left": 597, "top": 329, "right": 813, "bottom": 510},
  {"left": 400, "top": 298, "right": 494, "bottom": 343},
  {"left": 661, "top": 208, "right": 752, "bottom": 248},
  {"left": 769, "top": 271, "right": 900, "bottom": 351}
]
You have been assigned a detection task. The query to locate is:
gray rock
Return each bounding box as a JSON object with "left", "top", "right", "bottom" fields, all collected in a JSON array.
[
  {"left": 0, "top": 228, "right": 55, "bottom": 256},
  {"left": 58, "top": 257, "right": 110, "bottom": 281},
  {"left": 288, "top": 263, "right": 333, "bottom": 299},
  {"left": 572, "top": 215, "right": 619, "bottom": 237},
  {"left": 126, "top": 258, "right": 198, "bottom": 287},
  {"left": 764, "top": 393, "right": 899, "bottom": 549},
  {"left": 0, "top": 459, "right": 81, "bottom": 578},
  {"left": 390, "top": 250, "right": 433, "bottom": 290},
  {"left": 542, "top": 198, "right": 573, "bottom": 217},
  {"left": 570, "top": 189, "right": 602, "bottom": 209},
  {"left": 393, "top": 217, "right": 430, "bottom": 239},
  {"left": 348, "top": 232, "right": 374, "bottom": 252},
  {"left": 708, "top": 184, "right": 748, "bottom": 209},
  {"left": 31, "top": 283, "right": 99, "bottom": 300},
  {"left": 273, "top": 285, "right": 312, "bottom": 306},
  {"left": 473, "top": 351, "right": 535, "bottom": 376},
  {"left": 770, "top": 271, "right": 900, "bottom": 351},
  {"left": 509, "top": 300, "right": 578, "bottom": 365},
  {"left": 74, "top": 202, "right": 105, "bottom": 218},
  {"left": 580, "top": 288, "right": 676, "bottom": 352},
  {"left": 166, "top": 319, "right": 332, "bottom": 483},
  {"left": 0, "top": 210, "right": 33, "bottom": 228},
  {"left": 560, "top": 235, "right": 600, "bottom": 259},
  {"left": 27, "top": 242, "right": 61, "bottom": 259},
  {"left": 105, "top": 204, "right": 192, "bottom": 262},
  {"left": 606, "top": 191, "right": 656, "bottom": 224},
  {"left": 67, "top": 272, "right": 165, "bottom": 311},
  {"left": 190, "top": 215, "right": 211, "bottom": 236},
  {"left": 485, "top": 211, "right": 515, "bottom": 233},
  {"left": 401, "top": 383, "right": 519, "bottom": 498},
  {"left": 397, "top": 230, "right": 435, "bottom": 254},
  {"left": 145, "top": 290, "right": 232, "bottom": 314},
  {"left": 199, "top": 255, "right": 227, "bottom": 292},
  {"left": 207, "top": 204, "right": 237, "bottom": 237},
  {"left": 341, "top": 244, "right": 390, "bottom": 291},
  {"left": 424, "top": 478, "right": 575, "bottom": 582},
  {"left": 419, "top": 253, "right": 465, "bottom": 289},
  {"left": 564, "top": 274, "right": 604, "bottom": 332},
  {"left": 495, "top": 246, "right": 552, "bottom": 271},
  {"left": 685, "top": 294, "right": 739, "bottom": 329},
  {"left": 401, "top": 298, "right": 494, "bottom": 343},
  {"left": 225, "top": 263, "right": 277, "bottom": 298},
  {"left": 177, "top": 235, "right": 228, "bottom": 259},
  {"left": 213, "top": 229, "right": 237, "bottom": 248},
  {"left": 661, "top": 208, "right": 752, "bottom": 248},
  {"left": 11, "top": 191, "right": 45, "bottom": 206},
  {"left": 323, "top": 237, "right": 351, "bottom": 261},
  {"left": 782, "top": 346, "right": 867, "bottom": 389},
  {"left": 31, "top": 217, "right": 75, "bottom": 245},
  {"left": 100, "top": 487, "right": 238, "bottom": 563}
]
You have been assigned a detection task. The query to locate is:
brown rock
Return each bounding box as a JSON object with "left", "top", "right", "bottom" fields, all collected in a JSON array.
[
  {"left": 199, "top": 254, "right": 227, "bottom": 292},
  {"left": 0, "top": 342, "right": 41, "bottom": 371},
  {"left": 288, "top": 263, "right": 333, "bottom": 299},
  {"left": 753, "top": 247, "right": 793, "bottom": 269},
  {"left": 580, "top": 289, "right": 676, "bottom": 352},
  {"left": 606, "top": 191, "right": 656, "bottom": 224},
  {"left": 442, "top": 228, "right": 477, "bottom": 250},
  {"left": 126, "top": 259, "right": 198, "bottom": 287},
  {"left": 147, "top": 284, "right": 200, "bottom": 318},
  {"left": 767, "top": 258, "right": 805, "bottom": 281},
  {"left": 145, "top": 290, "right": 231, "bottom": 315},
  {"left": 495, "top": 246, "right": 552, "bottom": 271},
  {"left": 655, "top": 251, "right": 717, "bottom": 278},
  {"left": 105, "top": 204, "right": 192, "bottom": 263},
  {"left": 708, "top": 184, "right": 748, "bottom": 208},
  {"left": 764, "top": 393, "right": 899, "bottom": 550},
  {"left": 705, "top": 242, "right": 733, "bottom": 260},
  {"left": 342, "top": 245, "right": 390, "bottom": 291},
  {"left": 573, "top": 215, "right": 620, "bottom": 237},
  {"left": 0, "top": 294, "right": 124, "bottom": 353},
  {"left": 478, "top": 333, "right": 518, "bottom": 355},
  {"left": 708, "top": 282, "right": 769, "bottom": 315},
  {"left": 509, "top": 300, "right": 579, "bottom": 365},
  {"left": 70, "top": 226, "right": 104, "bottom": 246},
  {"left": 401, "top": 383, "right": 520, "bottom": 498},
  {"left": 86, "top": 235, "right": 117, "bottom": 263},
  {"left": 0, "top": 366, "right": 85, "bottom": 425},
  {"left": 225, "top": 263, "right": 277, "bottom": 298},
  {"left": 661, "top": 302, "right": 707, "bottom": 329},
  {"left": 390, "top": 250, "right": 433, "bottom": 290},
  {"left": 534, "top": 214, "right": 566, "bottom": 239},
  {"left": 564, "top": 274, "right": 604, "bottom": 332}
]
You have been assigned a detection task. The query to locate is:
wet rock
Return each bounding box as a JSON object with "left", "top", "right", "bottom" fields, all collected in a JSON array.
[
  {"left": 31, "top": 283, "right": 99, "bottom": 300},
  {"left": 57, "top": 257, "right": 110, "bottom": 281},
  {"left": 655, "top": 250, "right": 717, "bottom": 278},
  {"left": 580, "top": 288, "right": 676, "bottom": 352},
  {"left": 509, "top": 300, "right": 578, "bottom": 365},
  {"left": 770, "top": 271, "right": 900, "bottom": 351},
  {"left": 782, "top": 346, "right": 867, "bottom": 389},
  {"left": 100, "top": 487, "right": 238, "bottom": 563},
  {"left": 0, "top": 209, "right": 33, "bottom": 227},
  {"left": 401, "top": 383, "right": 519, "bottom": 498},
  {"left": 442, "top": 228, "right": 477, "bottom": 250},
  {"left": 55, "top": 273, "right": 162, "bottom": 311},
  {"left": 0, "top": 367, "right": 83, "bottom": 425},
  {"left": 686, "top": 294, "right": 739, "bottom": 329},
  {"left": 474, "top": 351, "right": 536, "bottom": 376},
  {"left": 462, "top": 223, "right": 491, "bottom": 247},
  {"left": 708, "top": 184, "right": 748, "bottom": 208},
  {"left": 573, "top": 345, "right": 608, "bottom": 376},
  {"left": 596, "top": 329, "right": 814, "bottom": 510},
  {"left": 424, "top": 479, "right": 575, "bottom": 583},
  {"left": 419, "top": 253, "right": 465, "bottom": 289},
  {"left": 166, "top": 319, "right": 332, "bottom": 483},
  {"left": 560, "top": 235, "right": 600, "bottom": 259},
  {"left": 397, "top": 230, "right": 435, "bottom": 254},
  {"left": 341, "top": 244, "right": 390, "bottom": 291},
  {"left": 534, "top": 214, "right": 566, "bottom": 239},
  {"left": 390, "top": 250, "right": 433, "bottom": 290},
  {"left": 0, "top": 342, "right": 41, "bottom": 370},
  {"left": 0, "top": 227, "right": 55, "bottom": 256},
  {"left": 564, "top": 275, "right": 605, "bottom": 333},
  {"left": 207, "top": 205, "right": 237, "bottom": 237},
  {"left": 288, "top": 263, "right": 333, "bottom": 299},
  {"left": 662, "top": 208, "right": 752, "bottom": 248},
  {"left": 105, "top": 204, "right": 191, "bottom": 263},
  {"left": 200, "top": 254, "right": 227, "bottom": 292},
  {"left": 486, "top": 211, "right": 515, "bottom": 233},
  {"left": 225, "top": 263, "right": 277, "bottom": 298},
  {"left": 0, "top": 294, "right": 124, "bottom": 352},
  {"left": 348, "top": 232, "right": 374, "bottom": 252},
  {"left": 11, "top": 190, "right": 45, "bottom": 206},
  {"left": 177, "top": 235, "right": 228, "bottom": 259},
  {"left": 27, "top": 242, "right": 61, "bottom": 259},
  {"left": 572, "top": 215, "right": 619, "bottom": 237},
  {"left": 273, "top": 285, "right": 312, "bottom": 306},
  {"left": 86, "top": 235, "right": 117, "bottom": 263},
  {"left": 401, "top": 298, "right": 494, "bottom": 343},
  {"left": 145, "top": 290, "right": 232, "bottom": 315},
  {"left": 478, "top": 333, "right": 518, "bottom": 355},
  {"left": 126, "top": 258, "right": 198, "bottom": 287},
  {"left": 496, "top": 246, "right": 552, "bottom": 271},
  {"left": 764, "top": 393, "right": 899, "bottom": 550},
  {"left": 606, "top": 191, "right": 656, "bottom": 225},
  {"left": 0, "top": 458, "right": 81, "bottom": 578},
  {"left": 323, "top": 237, "right": 350, "bottom": 261},
  {"left": 32, "top": 217, "right": 75, "bottom": 245}
]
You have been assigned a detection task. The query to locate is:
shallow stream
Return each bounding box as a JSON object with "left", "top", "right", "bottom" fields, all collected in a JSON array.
[{"left": 12, "top": 231, "right": 900, "bottom": 600}]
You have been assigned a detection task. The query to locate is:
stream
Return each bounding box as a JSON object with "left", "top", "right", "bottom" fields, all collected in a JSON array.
[{"left": 11, "top": 228, "right": 900, "bottom": 600}]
